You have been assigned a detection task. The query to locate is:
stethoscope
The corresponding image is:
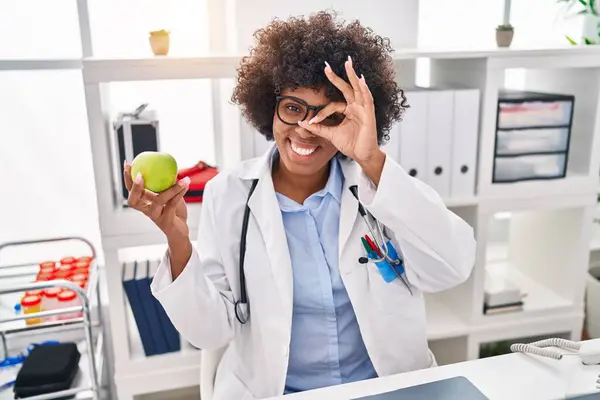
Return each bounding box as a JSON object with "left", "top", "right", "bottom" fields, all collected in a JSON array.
[{"left": 234, "top": 181, "right": 406, "bottom": 324}]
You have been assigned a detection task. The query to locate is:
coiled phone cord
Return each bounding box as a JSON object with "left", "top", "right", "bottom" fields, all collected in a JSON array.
[{"left": 510, "top": 338, "right": 581, "bottom": 360}]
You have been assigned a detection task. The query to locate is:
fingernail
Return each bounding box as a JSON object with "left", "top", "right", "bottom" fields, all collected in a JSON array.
[
  {"left": 361, "top": 74, "right": 366, "bottom": 83},
  {"left": 180, "top": 176, "right": 191, "bottom": 186},
  {"left": 348, "top": 55, "right": 352, "bottom": 65},
  {"left": 324, "top": 61, "right": 331, "bottom": 71},
  {"left": 308, "top": 117, "right": 316, "bottom": 125},
  {"left": 123, "top": 159, "right": 127, "bottom": 168},
  {"left": 135, "top": 173, "right": 142, "bottom": 183}
]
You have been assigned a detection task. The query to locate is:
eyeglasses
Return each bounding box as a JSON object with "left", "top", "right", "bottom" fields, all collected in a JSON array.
[{"left": 276, "top": 95, "right": 345, "bottom": 127}]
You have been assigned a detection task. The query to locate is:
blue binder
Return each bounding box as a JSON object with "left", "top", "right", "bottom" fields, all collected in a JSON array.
[
  {"left": 122, "top": 261, "right": 157, "bottom": 356},
  {"left": 135, "top": 260, "right": 169, "bottom": 355},
  {"left": 148, "top": 259, "right": 181, "bottom": 353}
]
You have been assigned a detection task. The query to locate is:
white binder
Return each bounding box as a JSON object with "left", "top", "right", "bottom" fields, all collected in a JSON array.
[
  {"left": 398, "top": 90, "right": 428, "bottom": 182},
  {"left": 451, "top": 89, "right": 480, "bottom": 198},
  {"left": 425, "top": 89, "right": 454, "bottom": 198},
  {"left": 383, "top": 121, "right": 402, "bottom": 163}
]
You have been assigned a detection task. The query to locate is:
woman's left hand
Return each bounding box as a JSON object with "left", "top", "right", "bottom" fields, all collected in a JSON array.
[{"left": 298, "top": 56, "right": 386, "bottom": 183}]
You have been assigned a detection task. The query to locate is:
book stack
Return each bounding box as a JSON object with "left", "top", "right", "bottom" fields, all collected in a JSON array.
[
  {"left": 483, "top": 272, "right": 525, "bottom": 315},
  {"left": 122, "top": 259, "right": 180, "bottom": 356}
]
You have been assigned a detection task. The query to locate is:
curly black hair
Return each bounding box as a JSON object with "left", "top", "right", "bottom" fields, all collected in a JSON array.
[{"left": 230, "top": 10, "right": 408, "bottom": 145}]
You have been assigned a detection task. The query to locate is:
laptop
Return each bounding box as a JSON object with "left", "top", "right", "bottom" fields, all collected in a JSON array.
[{"left": 352, "top": 376, "right": 488, "bottom": 400}]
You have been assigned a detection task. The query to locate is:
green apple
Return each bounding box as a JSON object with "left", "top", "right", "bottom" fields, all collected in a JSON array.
[{"left": 130, "top": 151, "right": 178, "bottom": 193}]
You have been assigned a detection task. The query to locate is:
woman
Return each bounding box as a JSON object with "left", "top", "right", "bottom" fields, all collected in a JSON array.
[{"left": 123, "top": 11, "right": 476, "bottom": 400}]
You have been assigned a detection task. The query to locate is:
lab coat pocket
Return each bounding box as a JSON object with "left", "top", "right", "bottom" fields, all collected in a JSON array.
[
  {"left": 215, "top": 370, "right": 257, "bottom": 400},
  {"left": 365, "top": 262, "right": 414, "bottom": 315}
]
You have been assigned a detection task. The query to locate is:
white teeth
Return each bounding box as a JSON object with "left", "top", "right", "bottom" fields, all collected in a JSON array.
[{"left": 291, "top": 143, "right": 316, "bottom": 156}]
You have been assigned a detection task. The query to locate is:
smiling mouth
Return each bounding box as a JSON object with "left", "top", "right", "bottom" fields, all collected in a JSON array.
[{"left": 290, "top": 141, "right": 317, "bottom": 156}]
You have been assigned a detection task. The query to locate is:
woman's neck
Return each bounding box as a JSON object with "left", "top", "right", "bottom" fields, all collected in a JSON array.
[{"left": 272, "top": 157, "right": 330, "bottom": 205}]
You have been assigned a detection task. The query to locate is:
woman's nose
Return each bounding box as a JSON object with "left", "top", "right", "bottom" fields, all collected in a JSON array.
[{"left": 295, "top": 125, "right": 316, "bottom": 139}]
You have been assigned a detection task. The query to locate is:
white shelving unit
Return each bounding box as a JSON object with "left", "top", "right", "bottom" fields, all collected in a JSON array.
[{"left": 3, "top": 2, "right": 600, "bottom": 397}]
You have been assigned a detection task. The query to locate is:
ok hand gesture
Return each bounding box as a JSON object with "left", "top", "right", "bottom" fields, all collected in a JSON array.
[{"left": 298, "top": 56, "right": 380, "bottom": 166}]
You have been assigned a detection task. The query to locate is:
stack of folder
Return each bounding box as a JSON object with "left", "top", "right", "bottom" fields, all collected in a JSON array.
[
  {"left": 384, "top": 87, "right": 480, "bottom": 199},
  {"left": 122, "top": 259, "right": 181, "bottom": 356}
]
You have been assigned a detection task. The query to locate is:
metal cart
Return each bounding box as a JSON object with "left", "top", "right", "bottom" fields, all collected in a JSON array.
[{"left": 0, "top": 237, "right": 105, "bottom": 399}]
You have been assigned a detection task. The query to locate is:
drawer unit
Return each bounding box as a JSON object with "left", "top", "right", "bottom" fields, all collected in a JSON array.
[
  {"left": 495, "top": 127, "right": 569, "bottom": 155},
  {"left": 494, "top": 153, "right": 567, "bottom": 183},
  {"left": 497, "top": 90, "right": 574, "bottom": 129},
  {"left": 493, "top": 90, "right": 574, "bottom": 183}
]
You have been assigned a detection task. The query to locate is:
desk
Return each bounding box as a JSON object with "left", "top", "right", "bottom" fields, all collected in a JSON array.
[{"left": 269, "top": 350, "right": 600, "bottom": 400}]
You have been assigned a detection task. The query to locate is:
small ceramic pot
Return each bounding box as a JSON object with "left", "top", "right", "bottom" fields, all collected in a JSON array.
[
  {"left": 149, "top": 34, "right": 170, "bottom": 56},
  {"left": 496, "top": 29, "right": 514, "bottom": 48}
]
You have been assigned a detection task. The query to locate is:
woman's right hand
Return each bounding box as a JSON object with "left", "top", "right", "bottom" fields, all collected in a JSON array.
[{"left": 123, "top": 161, "right": 191, "bottom": 242}]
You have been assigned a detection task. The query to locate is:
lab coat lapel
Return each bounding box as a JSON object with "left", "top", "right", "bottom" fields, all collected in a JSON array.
[
  {"left": 339, "top": 159, "right": 361, "bottom": 263},
  {"left": 245, "top": 152, "right": 294, "bottom": 329}
]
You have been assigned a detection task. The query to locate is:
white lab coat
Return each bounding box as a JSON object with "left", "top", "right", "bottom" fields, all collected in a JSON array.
[{"left": 151, "top": 145, "right": 476, "bottom": 400}]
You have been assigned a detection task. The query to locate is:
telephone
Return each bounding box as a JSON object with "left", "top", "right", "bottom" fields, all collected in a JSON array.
[{"left": 510, "top": 338, "right": 600, "bottom": 398}]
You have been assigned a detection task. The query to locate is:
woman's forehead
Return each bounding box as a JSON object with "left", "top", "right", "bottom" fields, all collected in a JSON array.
[{"left": 280, "top": 87, "right": 330, "bottom": 106}]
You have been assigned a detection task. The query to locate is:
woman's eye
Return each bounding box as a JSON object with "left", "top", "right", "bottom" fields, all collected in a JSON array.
[{"left": 286, "top": 105, "right": 301, "bottom": 113}]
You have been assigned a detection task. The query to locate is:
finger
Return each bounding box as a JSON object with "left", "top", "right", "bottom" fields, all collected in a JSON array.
[
  {"left": 162, "top": 186, "right": 189, "bottom": 221},
  {"left": 123, "top": 160, "right": 133, "bottom": 191},
  {"left": 345, "top": 56, "right": 364, "bottom": 105},
  {"left": 154, "top": 177, "right": 191, "bottom": 206},
  {"left": 360, "top": 74, "right": 374, "bottom": 107},
  {"left": 127, "top": 172, "right": 145, "bottom": 207},
  {"left": 298, "top": 120, "right": 335, "bottom": 141},
  {"left": 308, "top": 102, "right": 346, "bottom": 125},
  {"left": 324, "top": 61, "right": 354, "bottom": 103}
]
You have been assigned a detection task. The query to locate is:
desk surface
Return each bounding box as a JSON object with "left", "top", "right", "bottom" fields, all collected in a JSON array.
[{"left": 269, "top": 351, "right": 599, "bottom": 400}]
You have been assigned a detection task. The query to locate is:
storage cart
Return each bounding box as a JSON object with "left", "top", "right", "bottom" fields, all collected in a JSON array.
[{"left": 0, "top": 237, "right": 105, "bottom": 399}]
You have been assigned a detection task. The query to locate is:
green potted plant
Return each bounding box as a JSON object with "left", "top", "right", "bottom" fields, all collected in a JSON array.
[{"left": 496, "top": 24, "right": 514, "bottom": 47}]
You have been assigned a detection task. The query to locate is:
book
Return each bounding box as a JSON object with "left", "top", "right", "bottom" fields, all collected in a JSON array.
[
  {"left": 122, "top": 261, "right": 157, "bottom": 356},
  {"left": 135, "top": 260, "right": 169, "bottom": 355},
  {"left": 148, "top": 259, "right": 181, "bottom": 353}
]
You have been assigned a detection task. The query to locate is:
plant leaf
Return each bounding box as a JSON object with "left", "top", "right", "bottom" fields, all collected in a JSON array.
[
  {"left": 590, "top": 0, "right": 599, "bottom": 15},
  {"left": 584, "top": 37, "right": 595, "bottom": 44},
  {"left": 577, "top": 8, "right": 590, "bottom": 14},
  {"left": 579, "top": 0, "right": 588, "bottom": 7},
  {"left": 566, "top": 35, "right": 578, "bottom": 45}
]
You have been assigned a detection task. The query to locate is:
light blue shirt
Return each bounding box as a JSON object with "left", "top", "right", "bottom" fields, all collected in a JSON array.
[{"left": 273, "top": 153, "right": 378, "bottom": 394}]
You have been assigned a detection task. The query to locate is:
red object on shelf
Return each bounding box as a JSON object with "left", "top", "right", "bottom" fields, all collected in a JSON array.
[
  {"left": 36, "top": 273, "right": 53, "bottom": 281},
  {"left": 39, "top": 261, "right": 56, "bottom": 270},
  {"left": 177, "top": 161, "right": 219, "bottom": 203},
  {"left": 44, "top": 287, "right": 62, "bottom": 298},
  {"left": 60, "top": 256, "right": 76, "bottom": 265},
  {"left": 54, "top": 270, "right": 72, "bottom": 280},
  {"left": 72, "top": 261, "right": 90, "bottom": 270},
  {"left": 76, "top": 256, "right": 93, "bottom": 264},
  {"left": 39, "top": 266, "right": 55, "bottom": 275}
]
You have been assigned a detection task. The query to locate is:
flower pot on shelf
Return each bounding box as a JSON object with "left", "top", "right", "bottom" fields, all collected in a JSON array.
[
  {"left": 149, "top": 30, "right": 170, "bottom": 56},
  {"left": 496, "top": 25, "right": 514, "bottom": 48}
]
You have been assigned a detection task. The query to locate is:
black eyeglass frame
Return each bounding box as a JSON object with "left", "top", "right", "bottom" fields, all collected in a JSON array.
[{"left": 275, "top": 95, "right": 329, "bottom": 126}]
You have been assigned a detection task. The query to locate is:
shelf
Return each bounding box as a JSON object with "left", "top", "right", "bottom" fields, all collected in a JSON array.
[
  {"left": 1, "top": 46, "right": 598, "bottom": 76},
  {"left": 114, "top": 332, "right": 201, "bottom": 396},
  {"left": 0, "top": 336, "right": 104, "bottom": 400},
  {"left": 0, "top": 59, "right": 82, "bottom": 71},
  {"left": 99, "top": 203, "right": 201, "bottom": 247},
  {"left": 82, "top": 55, "right": 240, "bottom": 83},
  {"left": 480, "top": 175, "right": 597, "bottom": 202},
  {"left": 482, "top": 262, "right": 574, "bottom": 321},
  {"left": 442, "top": 196, "right": 478, "bottom": 208},
  {"left": 425, "top": 296, "right": 469, "bottom": 340}
]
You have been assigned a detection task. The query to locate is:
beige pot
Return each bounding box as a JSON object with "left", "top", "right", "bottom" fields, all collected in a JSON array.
[
  {"left": 496, "top": 29, "right": 514, "bottom": 48},
  {"left": 149, "top": 34, "right": 170, "bottom": 56}
]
